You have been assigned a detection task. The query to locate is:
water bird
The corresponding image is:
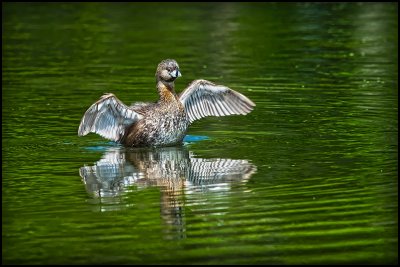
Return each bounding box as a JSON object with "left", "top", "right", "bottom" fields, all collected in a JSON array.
[{"left": 78, "top": 59, "right": 255, "bottom": 147}]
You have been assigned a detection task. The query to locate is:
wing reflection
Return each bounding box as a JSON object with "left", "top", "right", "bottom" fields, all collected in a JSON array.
[{"left": 79, "top": 146, "right": 256, "bottom": 239}]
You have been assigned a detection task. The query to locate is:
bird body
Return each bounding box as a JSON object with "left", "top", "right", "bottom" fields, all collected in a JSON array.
[{"left": 78, "top": 59, "right": 255, "bottom": 147}]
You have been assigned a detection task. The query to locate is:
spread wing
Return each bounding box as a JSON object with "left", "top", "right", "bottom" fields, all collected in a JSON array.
[
  {"left": 78, "top": 93, "right": 143, "bottom": 142},
  {"left": 179, "top": 79, "right": 255, "bottom": 124}
]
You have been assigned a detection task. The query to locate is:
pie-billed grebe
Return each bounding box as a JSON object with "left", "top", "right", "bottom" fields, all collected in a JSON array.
[{"left": 78, "top": 59, "right": 255, "bottom": 147}]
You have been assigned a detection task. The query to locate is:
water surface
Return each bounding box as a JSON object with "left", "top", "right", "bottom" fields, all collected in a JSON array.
[{"left": 2, "top": 2, "right": 398, "bottom": 264}]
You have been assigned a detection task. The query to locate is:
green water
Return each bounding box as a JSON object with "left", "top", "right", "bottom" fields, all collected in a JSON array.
[{"left": 2, "top": 2, "right": 398, "bottom": 264}]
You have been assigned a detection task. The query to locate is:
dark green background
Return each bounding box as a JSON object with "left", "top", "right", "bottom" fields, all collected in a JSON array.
[{"left": 2, "top": 2, "right": 398, "bottom": 264}]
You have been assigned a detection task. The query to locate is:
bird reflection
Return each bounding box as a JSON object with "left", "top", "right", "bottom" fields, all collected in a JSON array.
[{"left": 79, "top": 145, "right": 256, "bottom": 239}]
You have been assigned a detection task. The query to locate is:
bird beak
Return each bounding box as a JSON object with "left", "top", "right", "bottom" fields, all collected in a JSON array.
[{"left": 171, "top": 69, "right": 182, "bottom": 78}]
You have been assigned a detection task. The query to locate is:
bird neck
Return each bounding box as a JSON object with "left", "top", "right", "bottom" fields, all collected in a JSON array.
[{"left": 157, "top": 80, "right": 177, "bottom": 102}]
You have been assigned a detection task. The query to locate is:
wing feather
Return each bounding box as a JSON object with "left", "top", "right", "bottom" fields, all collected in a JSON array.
[
  {"left": 78, "top": 93, "right": 143, "bottom": 142},
  {"left": 179, "top": 80, "right": 255, "bottom": 123}
]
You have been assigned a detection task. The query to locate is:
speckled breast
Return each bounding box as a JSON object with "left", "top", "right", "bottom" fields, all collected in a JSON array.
[
  {"left": 148, "top": 102, "right": 189, "bottom": 146},
  {"left": 124, "top": 100, "right": 189, "bottom": 147}
]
